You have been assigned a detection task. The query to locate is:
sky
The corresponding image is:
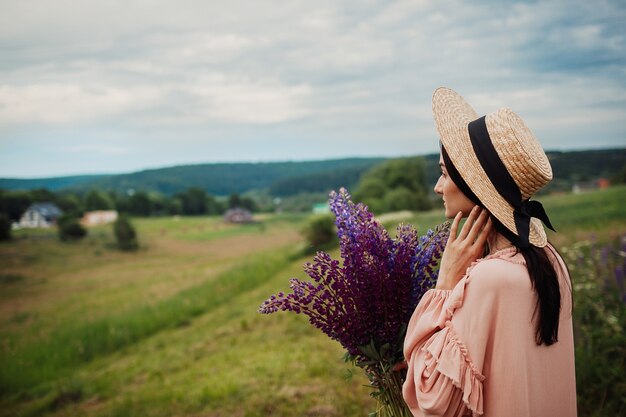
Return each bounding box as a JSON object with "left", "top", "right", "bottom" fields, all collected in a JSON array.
[{"left": 1, "top": 0, "right": 625, "bottom": 178}]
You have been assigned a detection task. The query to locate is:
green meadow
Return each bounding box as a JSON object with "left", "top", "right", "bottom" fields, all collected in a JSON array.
[{"left": 1, "top": 186, "right": 625, "bottom": 417}]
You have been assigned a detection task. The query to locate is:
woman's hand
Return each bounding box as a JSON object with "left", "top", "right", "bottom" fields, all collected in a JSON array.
[{"left": 436, "top": 206, "right": 492, "bottom": 291}]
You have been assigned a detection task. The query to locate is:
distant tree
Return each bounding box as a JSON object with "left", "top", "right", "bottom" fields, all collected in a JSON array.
[
  {"left": 362, "top": 197, "right": 385, "bottom": 214},
  {"left": 110, "top": 192, "right": 129, "bottom": 214},
  {"left": 278, "top": 192, "right": 328, "bottom": 213},
  {"left": 84, "top": 190, "right": 114, "bottom": 211},
  {"left": 228, "top": 193, "right": 258, "bottom": 212},
  {"left": 167, "top": 197, "right": 183, "bottom": 215},
  {"left": 58, "top": 215, "right": 87, "bottom": 241},
  {"left": 610, "top": 164, "right": 626, "bottom": 185},
  {"left": 149, "top": 193, "right": 170, "bottom": 216},
  {"left": 113, "top": 215, "right": 139, "bottom": 251},
  {"left": 177, "top": 188, "right": 208, "bottom": 215},
  {"left": 354, "top": 157, "right": 431, "bottom": 213},
  {"left": 302, "top": 214, "right": 337, "bottom": 251},
  {"left": 206, "top": 194, "right": 224, "bottom": 215},
  {"left": 245, "top": 192, "right": 275, "bottom": 213},
  {"left": 55, "top": 194, "right": 84, "bottom": 218},
  {"left": 384, "top": 187, "right": 422, "bottom": 212},
  {"left": 0, "top": 190, "right": 33, "bottom": 221},
  {"left": 30, "top": 188, "right": 56, "bottom": 202},
  {"left": 268, "top": 165, "right": 375, "bottom": 197},
  {"left": 240, "top": 196, "right": 258, "bottom": 212},
  {"left": 0, "top": 213, "right": 11, "bottom": 241},
  {"left": 128, "top": 191, "right": 152, "bottom": 216},
  {"left": 355, "top": 177, "right": 386, "bottom": 199},
  {"left": 228, "top": 193, "right": 242, "bottom": 209}
]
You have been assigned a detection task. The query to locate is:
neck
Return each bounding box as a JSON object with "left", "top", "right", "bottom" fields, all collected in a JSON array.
[{"left": 487, "top": 230, "right": 513, "bottom": 255}]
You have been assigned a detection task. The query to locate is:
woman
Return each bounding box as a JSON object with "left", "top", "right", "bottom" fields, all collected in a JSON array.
[{"left": 402, "top": 87, "right": 577, "bottom": 416}]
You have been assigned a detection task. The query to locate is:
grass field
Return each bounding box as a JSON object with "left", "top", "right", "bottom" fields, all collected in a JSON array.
[{"left": 1, "top": 186, "right": 625, "bottom": 416}]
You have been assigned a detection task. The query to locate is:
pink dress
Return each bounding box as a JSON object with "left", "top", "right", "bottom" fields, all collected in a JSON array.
[{"left": 402, "top": 246, "right": 577, "bottom": 417}]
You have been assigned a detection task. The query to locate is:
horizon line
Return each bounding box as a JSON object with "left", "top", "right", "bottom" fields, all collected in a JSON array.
[{"left": 1, "top": 146, "right": 624, "bottom": 180}]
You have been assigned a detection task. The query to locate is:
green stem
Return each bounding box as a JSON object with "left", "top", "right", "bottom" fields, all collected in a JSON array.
[{"left": 375, "top": 366, "right": 411, "bottom": 417}]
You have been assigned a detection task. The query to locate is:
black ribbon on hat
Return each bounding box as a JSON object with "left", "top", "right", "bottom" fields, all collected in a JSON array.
[
  {"left": 467, "top": 116, "right": 555, "bottom": 247},
  {"left": 442, "top": 145, "right": 522, "bottom": 246}
]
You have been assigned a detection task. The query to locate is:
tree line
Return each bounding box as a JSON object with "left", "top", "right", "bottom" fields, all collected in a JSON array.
[
  {"left": 0, "top": 188, "right": 259, "bottom": 222},
  {"left": 1, "top": 155, "right": 446, "bottom": 227}
]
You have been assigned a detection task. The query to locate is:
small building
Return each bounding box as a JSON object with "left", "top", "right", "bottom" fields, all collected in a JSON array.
[
  {"left": 82, "top": 210, "right": 118, "bottom": 227},
  {"left": 597, "top": 178, "right": 610, "bottom": 189},
  {"left": 223, "top": 208, "right": 253, "bottom": 224},
  {"left": 312, "top": 203, "right": 330, "bottom": 214},
  {"left": 18, "top": 202, "right": 63, "bottom": 228},
  {"left": 572, "top": 178, "right": 611, "bottom": 194}
]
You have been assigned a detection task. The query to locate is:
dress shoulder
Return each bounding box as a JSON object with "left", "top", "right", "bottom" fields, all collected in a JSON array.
[
  {"left": 467, "top": 255, "right": 530, "bottom": 293},
  {"left": 444, "top": 248, "right": 528, "bottom": 317}
]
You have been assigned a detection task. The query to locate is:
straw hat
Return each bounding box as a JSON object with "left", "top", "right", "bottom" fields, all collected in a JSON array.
[{"left": 432, "top": 87, "right": 553, "bottom": 247}]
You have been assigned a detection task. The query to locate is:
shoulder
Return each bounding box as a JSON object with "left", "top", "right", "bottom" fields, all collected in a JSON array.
[
  {"left": 467, "top": 255, "right": 530, "bottom": 293},
  {"left": 544, "top": 243, "right": 570, "bottom": 276},
  {"left": 444, "top": 252, "right": 531, "bottom": 318}
]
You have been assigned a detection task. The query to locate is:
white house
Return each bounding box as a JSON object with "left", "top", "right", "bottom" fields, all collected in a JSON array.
[
  {"left": 18, "top": 203, "right": 63, "bottom": 228},
  {"left": 81, "top": 210, "right": 118, "bottom": 226}
]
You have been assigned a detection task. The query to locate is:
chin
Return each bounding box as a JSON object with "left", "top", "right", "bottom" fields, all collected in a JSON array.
[{"left": 444, "top": 206, "right": 470, "bottom": 218}]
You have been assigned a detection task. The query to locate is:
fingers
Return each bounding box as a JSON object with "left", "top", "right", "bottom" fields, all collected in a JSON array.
[
  {"left": 465, "top": 208, "right": 490, "bottom": 242},
  {"left": 475, "top": 217, "right": 493, "bottom": 246},
  {"left": 458, "top": 206, "right": 481, "bottom": 240},
  {"left": 448, "top": 211, "right": 463, "bottom": 244}
]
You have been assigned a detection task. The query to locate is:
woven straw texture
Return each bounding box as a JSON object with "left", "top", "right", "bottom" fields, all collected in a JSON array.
[{"left": 432, "top": 87, "right": 552, "bottom": 247}]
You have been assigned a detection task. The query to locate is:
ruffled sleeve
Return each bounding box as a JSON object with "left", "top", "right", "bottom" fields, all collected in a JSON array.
[
  {"left": 403, "top": 248, "right": 520, "bottom": 417},
  {"left": 403, "top": 289, "right": 451, "bottom": 352}
]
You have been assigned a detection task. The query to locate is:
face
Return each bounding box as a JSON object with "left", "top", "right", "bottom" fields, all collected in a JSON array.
[{"left": 434, "top": 154, "right": 475, "bottom": 218}]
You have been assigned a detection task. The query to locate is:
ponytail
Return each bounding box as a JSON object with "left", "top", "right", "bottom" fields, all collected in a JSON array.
[{"left": 519, "top": 244, "right": 567, "bottom": 346}]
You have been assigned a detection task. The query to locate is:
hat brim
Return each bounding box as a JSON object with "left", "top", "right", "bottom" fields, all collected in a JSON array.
[{"left": 432, "top": 87, "right": 547, "bottom": 247}]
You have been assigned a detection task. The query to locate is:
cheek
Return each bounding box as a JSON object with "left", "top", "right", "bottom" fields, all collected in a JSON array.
[
  {"left": 443, "top": 179, "right": 474, "bottom": 211},
  {"left": 443, "top": 179, "right": 457, "bottom": 196}
]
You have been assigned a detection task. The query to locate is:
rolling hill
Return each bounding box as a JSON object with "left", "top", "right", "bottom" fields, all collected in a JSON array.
[{"left": 0, "top": 148, "right": 624, "bottom": 197}]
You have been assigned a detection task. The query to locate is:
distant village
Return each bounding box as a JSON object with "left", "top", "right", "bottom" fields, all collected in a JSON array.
[
  {"left": 13, "top": 203, "right": 260, "bottom": 230},
  {"left": 12, "top": 176, "right": 611, "bottom": 230},
  {"left": 15, "top": 203, "right": 119, "bottom": 229}
]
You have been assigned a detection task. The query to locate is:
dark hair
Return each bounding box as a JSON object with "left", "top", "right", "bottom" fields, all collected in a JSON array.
[
  {"left": 519, "top": 245, "right": 565, "bottom": 345},
  {"left": 441, "top": 145, "right": 569, "bottom": 346}
]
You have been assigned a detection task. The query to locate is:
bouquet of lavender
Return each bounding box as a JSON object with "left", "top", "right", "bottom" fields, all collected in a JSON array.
[{"left": 259, "top": 188, "right": 449, "bottom": 416}]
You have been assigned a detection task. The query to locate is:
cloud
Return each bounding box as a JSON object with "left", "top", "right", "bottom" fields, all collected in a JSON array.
[
  {"left": 0, "top": 69, "right": 313, "bottom": 126},
  {"left": 148, "top": 75, "right": 314, "bottom": 125},
  {"left": 0, "top": 83, "right": 162, "bottom": 124},
  {"left": 65, "top": 144, "right": 130, "bottom": 155},
  {"left": 0, "top": 0, "right": 625, "bottom": 177}
]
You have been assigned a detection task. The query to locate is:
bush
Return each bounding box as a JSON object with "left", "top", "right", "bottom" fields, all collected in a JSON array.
[
  {"left": 354, "top": 157, "right": 432, "bottom": 214},
  {"left": 58, "top": 216, "right": 87, "bottom": 241},
  {"left": 563, "top": 236, "right": 626, "bottom": 416},
  {"left": 302, "top": 214, "right": 337, "bottom": 252},
  {"left": 383, "top": 187, "right": 423, "bottom": 212},
  {"left": 114, "top": 215, "right": 138, "bottom": 251},
  {"left": 84, "top": 190, "right": 114, "bottom": 211},
  {"left": 0, "top": 213, "right": 11, "bottom": 241}
]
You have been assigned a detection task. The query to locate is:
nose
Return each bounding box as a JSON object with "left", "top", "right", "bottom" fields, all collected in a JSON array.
[{"left": 434, "top": 177, "right": 443, "bottom": 196}]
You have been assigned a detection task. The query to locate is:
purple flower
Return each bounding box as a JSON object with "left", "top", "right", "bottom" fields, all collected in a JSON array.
[
  {"left": 411, "top": 223, "right": 449, "bottom": 310},
  {"left": 614, "top": 266, "right": 623, "bottom": 290},
  {"left": 259, "top": 188, "right": 450, "bottom": 364}
]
